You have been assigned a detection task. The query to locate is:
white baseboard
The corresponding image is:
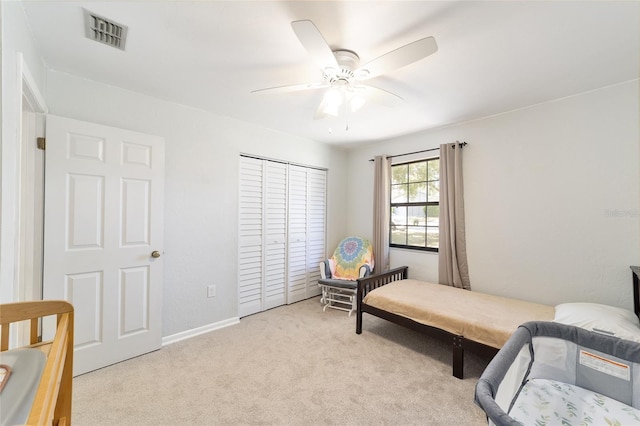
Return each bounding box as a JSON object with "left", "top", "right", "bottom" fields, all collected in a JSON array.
[{"left": 162, "top": 317, "right": 240, "bottom": 346}]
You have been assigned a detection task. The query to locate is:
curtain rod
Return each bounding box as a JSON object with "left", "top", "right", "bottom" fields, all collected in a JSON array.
[{"left": 368, "top": 141, "right": 467, "bottom": 162}]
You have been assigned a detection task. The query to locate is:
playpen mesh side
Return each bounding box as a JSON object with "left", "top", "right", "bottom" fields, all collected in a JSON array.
[{"left": 476, "top": 321, "right": 640, "bottom": 426}]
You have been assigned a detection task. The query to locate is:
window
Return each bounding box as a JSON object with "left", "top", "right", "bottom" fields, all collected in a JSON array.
[{"left": 390, "top": 158, "right": 439, "bottom": 251}]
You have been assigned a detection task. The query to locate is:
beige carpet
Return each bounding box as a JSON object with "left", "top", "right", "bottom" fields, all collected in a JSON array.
[{"left": 72, "top": 297, "right": 492, "bottom": 425}]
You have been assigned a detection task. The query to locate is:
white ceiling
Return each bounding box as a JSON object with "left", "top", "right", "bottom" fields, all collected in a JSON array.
[{"left": 21, "top": 1, "right": 640, "bottom": 147}]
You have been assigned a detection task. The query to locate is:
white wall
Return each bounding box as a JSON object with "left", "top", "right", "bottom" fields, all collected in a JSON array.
[
  {"left": 4, "top": 0, "right": 637, "bottom": 336},
  {"left": 45, "top": 70, "right": 348, "bottom": 336},
  {"left": 0, "top": 1, "right": 47, "bottom": 303},
  {"left": 347, "top": 80, "right": 640, "bottom": 310}
]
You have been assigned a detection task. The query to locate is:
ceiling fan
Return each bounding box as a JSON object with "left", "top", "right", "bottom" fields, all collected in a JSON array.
[{"left": 252, "top": 20, "right": 438, "bottom": 120}]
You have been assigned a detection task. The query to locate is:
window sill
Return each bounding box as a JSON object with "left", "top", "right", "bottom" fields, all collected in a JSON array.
[{"left": 390, "top": 246, "right": 438, "bottom": 254}]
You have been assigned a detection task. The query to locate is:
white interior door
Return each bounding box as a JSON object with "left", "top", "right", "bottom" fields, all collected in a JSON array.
[{"left": 43, "top": 115, "right": 164, "bottom": 376}]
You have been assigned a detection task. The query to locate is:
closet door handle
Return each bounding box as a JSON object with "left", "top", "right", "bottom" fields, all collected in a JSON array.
[{"left": 151, "top": 250, "right": 161, "bottom": 258}]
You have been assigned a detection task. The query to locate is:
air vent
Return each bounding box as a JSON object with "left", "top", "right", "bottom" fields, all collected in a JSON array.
[{"left": 84, "top": 9, "right": 128, "bottom": 50}]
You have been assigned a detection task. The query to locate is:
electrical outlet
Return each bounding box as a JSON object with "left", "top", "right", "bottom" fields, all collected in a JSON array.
[{"left": 207, "top": 285, "right": 216, "bottom": 298}]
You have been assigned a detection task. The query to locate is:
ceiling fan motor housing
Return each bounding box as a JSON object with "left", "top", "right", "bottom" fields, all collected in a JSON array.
[{"left": 324, "top": 50, "right": 362, "bottom": 83}]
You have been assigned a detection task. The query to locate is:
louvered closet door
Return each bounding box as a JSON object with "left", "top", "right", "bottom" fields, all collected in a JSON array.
[
  {"left": 238, "top": 157, "right": 264, "bottom": 317},
  {"left": 287, "top": 165, "right": 308, "bottom": 303},
  {"left": 239, "top": 157, "right": 326, "bottom": 314},
  {"left": 287, "top": 166, "right": 327, "bottom": 303},
  {"left": 238, "top": 157, "right": 288, "bottom": 316},
  {"left": 306, "top": 168, "right": 327, "bottom": 298},
  {"left": 263, "top": 161, "right": 288, "bottom": 310}
]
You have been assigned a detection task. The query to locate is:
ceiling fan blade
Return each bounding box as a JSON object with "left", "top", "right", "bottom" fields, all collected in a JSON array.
[
  {"left": 357, "top": 36, "right": 438, "bottom": 79},
  {"left": 291, "top": 20, "right": 339, "bottom": 71},
  {"left": 251, "top": 82, "right": 328, "bottom": 95},
  {"left": 361, "top": 85, "right": 404, "bottom": 108}
]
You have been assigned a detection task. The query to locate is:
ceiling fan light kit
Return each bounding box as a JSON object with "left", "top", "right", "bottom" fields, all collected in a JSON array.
[
  {"left": 349, "top": 92, "right": 366, "bottom": 112},
  {"left": 317, "top": 86, "right": 366, "bottom": 118},
  {"left": 252, "top": 19, "right": 438, "bottom": 122}
]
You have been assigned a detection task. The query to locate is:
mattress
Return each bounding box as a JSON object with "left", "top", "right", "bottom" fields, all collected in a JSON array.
[
  {"left": 362, "top": 279, "right": 555, "bottom": 348},
  {"left": 0, "top": 348, "right": 46, "bottom": 426},
  {"left": 508, "top": 378, "right": 640, "bottom": 425}
]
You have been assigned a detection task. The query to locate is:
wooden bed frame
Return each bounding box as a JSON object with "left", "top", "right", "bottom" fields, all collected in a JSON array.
[
  {"left": 355, "top": 266, "right": 497, "bottom": 379},
  {"left": 357, "top": 266, "right": 640, "bottom": 380},
  {"left": 0, "top": 300, "right": 74, "bottom": 425}
]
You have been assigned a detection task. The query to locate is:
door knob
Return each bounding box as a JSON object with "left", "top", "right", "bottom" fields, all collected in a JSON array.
[{"left": 151, "top": 250, "right": 161, "bottom": 258}]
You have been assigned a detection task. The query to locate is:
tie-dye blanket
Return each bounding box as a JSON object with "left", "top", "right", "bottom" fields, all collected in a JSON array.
[{"left": 331, "top": 237, "right": 374, "bottom": 280}]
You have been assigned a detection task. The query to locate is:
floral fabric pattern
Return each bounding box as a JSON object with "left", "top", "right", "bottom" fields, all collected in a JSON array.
[
  {"left": 331, "top": 237, "right": 374, "bottom": 280},
  {"left": 509, "top": 379, "right": 640, "bottom": 425}
]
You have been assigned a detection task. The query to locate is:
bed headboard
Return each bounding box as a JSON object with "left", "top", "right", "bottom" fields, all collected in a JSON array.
[{"left": 632, "top": 266, "right": 640, "bottom": 319}]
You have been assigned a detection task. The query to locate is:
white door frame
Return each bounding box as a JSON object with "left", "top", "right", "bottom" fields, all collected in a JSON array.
[
  {"left": 14, "top": 53, "right": 48, "bottom": 346},
  {"left": 17, "top": 52, "right": 48, "bottom": 300}
]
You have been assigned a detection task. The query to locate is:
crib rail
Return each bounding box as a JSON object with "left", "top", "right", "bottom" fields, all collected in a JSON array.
[{"left": 0, "top": 300, "right": 74, "bottom": 426}]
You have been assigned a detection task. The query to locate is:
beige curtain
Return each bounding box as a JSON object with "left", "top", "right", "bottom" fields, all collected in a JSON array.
[
  {"left": 438, "top": 143, "right": 470, "bottom": 289},
  {"left": 373, "top": 155, "right": 391, "bottom": 273}
]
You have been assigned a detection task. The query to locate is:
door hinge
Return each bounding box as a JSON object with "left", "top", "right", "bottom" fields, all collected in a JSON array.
[{"left": 37, "top": 137, "right": 46, "bottom": 150}]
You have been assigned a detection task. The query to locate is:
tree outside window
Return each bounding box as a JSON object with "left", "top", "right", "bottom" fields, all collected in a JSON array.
[{"left": 390, "top": 158, "right": 439, "bottom": 251}]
